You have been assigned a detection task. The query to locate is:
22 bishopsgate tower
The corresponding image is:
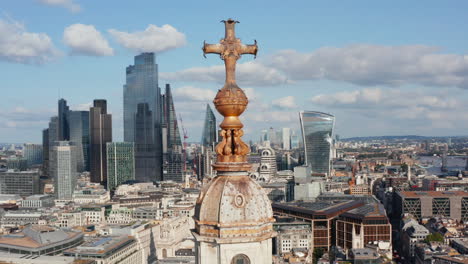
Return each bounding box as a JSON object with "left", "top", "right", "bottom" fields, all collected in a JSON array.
[{"left": 123, "top": 53, "right": 163, "bottom": 182}]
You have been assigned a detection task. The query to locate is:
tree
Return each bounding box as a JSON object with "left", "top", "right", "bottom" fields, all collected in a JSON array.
[{"left": 424, "top": 232, "right": 444, "bottom": 243}]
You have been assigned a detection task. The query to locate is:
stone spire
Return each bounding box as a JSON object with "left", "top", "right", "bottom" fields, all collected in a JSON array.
[{"left": 194, "top": 19, "right": 275, "bottom": 264}]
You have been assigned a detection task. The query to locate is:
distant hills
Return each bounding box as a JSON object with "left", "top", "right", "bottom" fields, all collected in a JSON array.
[{"left": 341, "top": 135, "right": 467, "bottom": 141}]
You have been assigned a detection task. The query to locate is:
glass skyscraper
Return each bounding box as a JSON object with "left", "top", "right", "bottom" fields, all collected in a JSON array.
[
  {"left": 123, "top": 52, "right": 162, "bottom": 182},
  {"left": 134, "top": 103, "right": 157, "bottom": 182},
  {"left": 68, "top": 110, "right": 90, "bottom": 172},
  {"left": 299, "top": 111, "right": 335, "bottom": 176},
  {"left": 161, "top": 84, "right": 184, "bottom": 182},
  {"left": 58, "top": 98, "right": 70, "bottom": 141},
  {"left": 107, "top": 142, "right": 135, "bottom": 191},
  {"left": 90, "top": 100, "right": 112, "bottom": 186},
  {"left": 48, "top": 116, "right": 58, "bottom": 177},
  {"left": 201, "top": 104, "right": 217, "bottom": 148}
]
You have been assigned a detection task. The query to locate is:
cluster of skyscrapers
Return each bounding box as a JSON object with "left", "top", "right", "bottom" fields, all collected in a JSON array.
[{"left": 41, "top": 52, "right": 185, "bottom": 199}]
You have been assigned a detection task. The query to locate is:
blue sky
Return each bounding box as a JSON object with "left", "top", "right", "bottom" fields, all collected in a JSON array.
[{"left": 2, "top": 0, "right": 468, "bottom": 143}]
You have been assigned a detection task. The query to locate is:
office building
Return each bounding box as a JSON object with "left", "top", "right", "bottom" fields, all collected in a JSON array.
[
  {"left": 52, "top": 141, "right": 77, "bottom": 200},
  {"left": 20, "top": 194, "right": 55, "bottom": 208},
  {"left": 6, "top": 157, "right": 28, "bottom": 171},
  {"left": 282, "top": 127, "right": 291, "bottom": 150},
  {"left": 0, "top": 171, "right": 40, "bottom": 196},
  {"left": 299, "top": 111, "right": 335, "bottom": 176},
  {"left": 42, "top": 128, "right": 49, "bottom": 176},
  {"left": 48, "top": 116, "right": 59, "bottom": 177},
  {"left": 68, "top": 110, "right": 90, "bottom": 172},
  {"left": 123, "top": 52, "right": 162, "bottom": 182},
  {"left": 107, "top": 142, "right": 135, "bottom": 191},
  {"left": 336, "top": 203, "right": 391, "bottom": 250},
  {"left": 201, "top": 104, "right": 217, "bottom": 147},
  {"left": 23, "top": 143, "right": 43, "bottom": 167},
  {"left": 394, "top": 191, "right": 468, "bottom": 222},
  {"left": 58, "top": 98, "right": 70, "bottom": 141},
  {"left": 161, "top": 84, "right": 184, "bottom": 182},
  {"left": 64, "top": 236, "right": 142, "bottom": 263},
  {"left": 134, "top": 103, "right": 157, "bottom": 182},
  {"left": 90, "top": 99, "right": 112, "bottom": 186}
]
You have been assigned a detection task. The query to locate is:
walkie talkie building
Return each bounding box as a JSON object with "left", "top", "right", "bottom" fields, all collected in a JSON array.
[{"left": 299, "top": 111, "right": 335, "bottom": 176}]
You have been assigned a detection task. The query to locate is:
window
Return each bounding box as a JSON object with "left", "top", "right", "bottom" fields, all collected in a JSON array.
[{"left": 231, "top": 254, "right": 250, "bottom": 264}]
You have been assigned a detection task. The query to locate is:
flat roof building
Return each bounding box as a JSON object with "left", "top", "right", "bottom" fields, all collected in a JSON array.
[{"left": 394, "top": 191, "right": 468, "bottom": 221}]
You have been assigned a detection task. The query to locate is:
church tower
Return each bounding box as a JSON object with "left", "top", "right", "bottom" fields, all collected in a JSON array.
[{"left": 193, "top": 19, "right": 275, "bottom": 264}]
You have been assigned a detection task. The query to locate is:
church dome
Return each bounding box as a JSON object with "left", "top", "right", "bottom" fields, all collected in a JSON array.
[{"left": 194, "top": 173, "right": 275, "bottom": 240}]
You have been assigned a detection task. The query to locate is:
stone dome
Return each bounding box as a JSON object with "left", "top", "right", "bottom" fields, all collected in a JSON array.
[{"left": 194, "top": 173, "right": 275, "bottom": 240}]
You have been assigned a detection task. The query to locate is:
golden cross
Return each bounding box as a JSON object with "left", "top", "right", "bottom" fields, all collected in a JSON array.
[{"left": 203, "top": 19, "right": 258, "bottom": 87}]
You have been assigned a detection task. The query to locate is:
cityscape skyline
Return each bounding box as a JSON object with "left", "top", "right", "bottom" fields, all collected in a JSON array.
[{"left": 2, "top": 1, "right": 468, "bottom": 143}]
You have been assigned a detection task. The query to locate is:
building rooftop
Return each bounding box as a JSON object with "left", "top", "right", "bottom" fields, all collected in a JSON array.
[
  {"left": 0, "top": 252, "right": 94, "bottom": 264},
  {"left": 64, "top": 236, "right": 134, "bottom": 256},
  {"left": 272, "top": 200, "right": 364, "bottom": 219},
  {"left": 398, "top": 190, "right": 468, "bottom": 198},
  {"left": 0, "top": 225, "right": 82, "bottom": 250},
  {"left": 341, "top": 203, "right": 388, "bottom": 220}
]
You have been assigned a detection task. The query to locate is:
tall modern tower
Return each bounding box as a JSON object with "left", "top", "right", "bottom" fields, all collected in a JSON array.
[
  {"left": 123, "top": 52, "right": 162, "bottom": 182},
  {"left": 58, "top": 99, "right": 70, "bottom": 141},
  {"left": 90, "top": 100, "right": 112, "bottom": 186},
  {"left": 201, "top": 104, "right": 217, "bottom": 148},
  {"left": 161, "top": 84, "right": 184, "bottom": 182},
  {"left": 69, "top": 111, "right": 90, "bottom": 172},
  {"left": 48, "top": 116, "right": 58, "bottom": 177},
  {"left": 282, "top": 127, "right": 291, "bottom": 150},
  {"left": 51, "top": 141, "right": 77, "bottom": 200},
  {"left": 299, "top": 111, "right": 335, "bottom": 176},
  {"left": 134, "top": 103, "right": 156, "bottom": 182},
  {"left": 107, "top": 142, "right": 135, "bottom": 191},
  {"left": 42, "top": 128, "right": 49, "bottom": 176}
]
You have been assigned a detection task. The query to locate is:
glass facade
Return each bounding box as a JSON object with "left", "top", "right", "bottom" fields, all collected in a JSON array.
[
  {"left": 68, "top": 111, "right": 90, "bottom": 172},
  {"left": 23, "top": 143, "right": 43, "bottom": 167},
  {"left": 107, "top": 142, "right": 135, "bottom": 191},
  {"left": 58, "top": 98, "right": 70, "bottom": 141},
  {"left": 48, "top": 116, "right": 58, "bottom": 177},
  {"left": 201, "top": 104, "right": 217, "bottom": 148},
  {"left": 134, "top": 103, "right": 157, "bottom": 182},
  {"left": 90, "top": 100, "right": 112, "bottom": 185},
  {"left": 299, "top": 111, "right": 335, "bottom": 176},
  {"left": 162, "top": 84, "right": 184, "bottom": 182},
  {"left": 123, "top": 52, "right": 162, "bottom": 182}
]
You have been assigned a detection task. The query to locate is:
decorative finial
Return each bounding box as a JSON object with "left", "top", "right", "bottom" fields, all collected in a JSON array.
[{"left": 202, "top": 19, "right": 258, "bottom": 168}]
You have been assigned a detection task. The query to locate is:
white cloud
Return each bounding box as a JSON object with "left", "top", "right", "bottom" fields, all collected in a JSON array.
[
  {"left": 311, "top": 87, "right": 460, "bottom": 110},
  {"left": 272, "top": 96, "right": 296, "bottom": 109},
  {"left": 161, "top": 61, "right": 289, "bottom": 86},
  {"left": 173, "top": 86, "right": 216, "bottom": 102},
  {"left": 266, "top": 45, "right": 468, "bottom": 89},
  {"left": 0, "top": 107, "right": 54, "bottom": 129},
  {"left": 72, "top": 102, "right": 92, "bottom": 111},
  {"left": 37, "top": 0, "right": 81, "bottom": 13},
  {"left": 108, "top": 24, "right": 186, "bottom": 53},
  {"left": 0, "top": 18, "right": 61, "bottom": 64},
  {"left": 310, "top": 87, "right": 468, "bottom": 136},
  {"left": 63, "top": 24, "right": 114, "bottom": 56}
]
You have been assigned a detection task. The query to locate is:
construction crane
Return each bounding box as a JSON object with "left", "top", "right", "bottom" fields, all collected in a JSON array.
[{"left": 179, "top": 114, "right": 189, "bottom": 172}]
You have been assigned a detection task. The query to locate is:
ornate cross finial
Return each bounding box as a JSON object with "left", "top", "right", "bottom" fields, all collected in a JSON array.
[{"left": 202, "top": 19, "right": 257, "bottom": 168}]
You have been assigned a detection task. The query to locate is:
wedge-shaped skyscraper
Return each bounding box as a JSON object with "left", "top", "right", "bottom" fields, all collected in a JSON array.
[{"left": 299, "top": 111, "right": 335, "bottom": 176}]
